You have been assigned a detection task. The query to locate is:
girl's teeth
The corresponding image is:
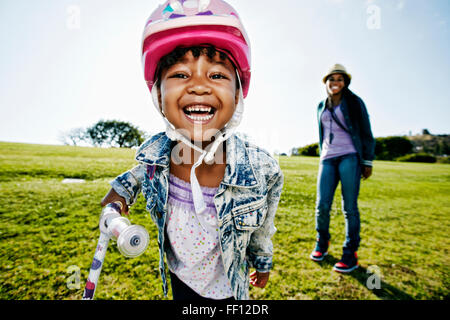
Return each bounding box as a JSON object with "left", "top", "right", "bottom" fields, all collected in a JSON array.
[
  {"left": 186, "top": 106, "right": 211, "bottom": 112},
  {"left": 186, "top": 113, "right": 214, "bottom": 121}
]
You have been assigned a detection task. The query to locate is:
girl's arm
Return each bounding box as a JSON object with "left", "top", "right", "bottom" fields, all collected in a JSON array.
[
  {"left": 102, "top": 164, "right": 146, "bottom": 214},
  {"left": 249, "top": 270, "right": 270, "bottom": 288},
  {"left": 101, "top": 188, "right": 129, "bottom": 215},
  {"left": 246, "top": 168, "right": 284, "bottom": 279}
]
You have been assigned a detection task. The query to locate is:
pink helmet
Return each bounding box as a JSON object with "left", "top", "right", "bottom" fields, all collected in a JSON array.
[{"left": 141, "top": 0, "right": 251, "bottom": 98}]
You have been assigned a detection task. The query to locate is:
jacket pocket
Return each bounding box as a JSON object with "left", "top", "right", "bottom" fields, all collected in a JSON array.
[{"left": 232, "top": 197, "right": 268, "bottom": 231}]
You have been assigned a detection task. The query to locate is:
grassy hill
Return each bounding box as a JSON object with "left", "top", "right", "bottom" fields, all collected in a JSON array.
[{"left": 0, "top": 142, "right": 449, "bottom": 300}]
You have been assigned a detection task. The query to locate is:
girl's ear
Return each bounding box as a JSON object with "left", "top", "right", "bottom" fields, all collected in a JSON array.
[{"left": 235, "top": 87, "right": 240, "bottom": 106}]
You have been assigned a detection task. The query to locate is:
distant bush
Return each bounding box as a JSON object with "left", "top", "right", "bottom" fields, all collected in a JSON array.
[
  {"left": 375, "top": 136, "right": 413, "bottom": 160},
  {"left": 298, "top": 143, "right": 319, "bottom": 157},
  {"left": 396, "top": 153, "right": 437, "bottom": 163},
  {"left": 437, "top": 156, "right": 450, "bottom": 164}
]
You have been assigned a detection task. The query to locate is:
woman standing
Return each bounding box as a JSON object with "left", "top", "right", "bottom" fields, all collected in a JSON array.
[{"left": 310, "top": 64, "right": 375, "bottom": 273}]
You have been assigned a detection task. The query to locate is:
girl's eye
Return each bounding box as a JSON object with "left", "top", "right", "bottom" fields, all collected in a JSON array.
[
  {"left": 210, "top": 73, "right": 228, "bottom": 80},
  {"left": 170, "top": 73, "right": 188, "bottom": 79}
]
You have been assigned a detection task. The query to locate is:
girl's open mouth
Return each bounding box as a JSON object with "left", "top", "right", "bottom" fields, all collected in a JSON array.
[{"left": 183, "top": 105, "right": 216, "bottom": 123}]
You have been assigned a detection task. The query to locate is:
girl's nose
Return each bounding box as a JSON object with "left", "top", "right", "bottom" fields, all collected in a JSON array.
[{"left": 187, "top": 77, "right": 212, "bottom": 95}]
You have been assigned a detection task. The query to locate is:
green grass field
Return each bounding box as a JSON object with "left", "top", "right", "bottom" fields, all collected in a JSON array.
[{"left": 0, "top": 141, "right": 449, "bottom": 300}]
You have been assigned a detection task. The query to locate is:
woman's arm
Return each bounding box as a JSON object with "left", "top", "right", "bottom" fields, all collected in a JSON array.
[
  {"left": 358, "top": 98, "right": 376, "bottom": 167},
  {"left": 362, "top": 166, "right": 373, "bottom": 180}
]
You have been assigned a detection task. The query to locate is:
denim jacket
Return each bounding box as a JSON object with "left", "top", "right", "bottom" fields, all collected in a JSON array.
[
  {"left": 110, "top": 132, "right": 284, "bottom": 300},
  {"left": 317, "top": 93, "right": 375, "bottom": 167}
]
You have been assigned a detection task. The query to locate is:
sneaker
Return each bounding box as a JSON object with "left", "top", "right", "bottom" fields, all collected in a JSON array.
[
  {"left": 333, "top": 252, "right": 359, "bottom": 273},
  {"left": 310, "top": 239, "right": 330, "bottom": 262}
]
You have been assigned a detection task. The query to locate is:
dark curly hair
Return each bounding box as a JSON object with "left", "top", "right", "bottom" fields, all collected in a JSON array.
[{"left": 154, "top": 45, "right": 238, "bottom": 89}]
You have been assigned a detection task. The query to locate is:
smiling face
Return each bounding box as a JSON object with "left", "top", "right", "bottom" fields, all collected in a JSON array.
[
  {"left": 326, "top": 73, "right": 346, "bottom": 96},
  {"left": 157, "top": 49, "right": 239, "bottom": 142}
]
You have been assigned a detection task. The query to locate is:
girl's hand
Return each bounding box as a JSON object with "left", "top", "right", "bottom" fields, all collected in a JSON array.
[
  {"left": 362, "top": 166, "right": 373, "bottom": 180},
  {"left": 101, "top": 188, "right": 129, "bottom": 215},
  {"left": 249, "top": 271, "right": 270, "bottom": 288}
]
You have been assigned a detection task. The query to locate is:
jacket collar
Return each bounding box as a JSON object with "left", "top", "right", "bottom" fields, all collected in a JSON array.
[
  {"left": 135, "top": 132, "right": 259, "bottom": 188},
  {"left": 135, "top": 133, "right": 172, "bottom": 167}
]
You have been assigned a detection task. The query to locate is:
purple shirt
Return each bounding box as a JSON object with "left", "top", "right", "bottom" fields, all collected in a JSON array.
[{"left": 320, "top": 104, "right": 357, "bottom": 160}]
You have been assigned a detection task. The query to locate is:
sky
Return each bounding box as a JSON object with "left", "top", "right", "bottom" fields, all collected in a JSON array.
[{"left": 1, "top": 0, "right": 449, "bottom": 154}]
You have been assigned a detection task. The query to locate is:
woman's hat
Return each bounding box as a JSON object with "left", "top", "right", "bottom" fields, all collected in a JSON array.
[{"left": 323, "top": 63, "right": 352, "bottom": 84}]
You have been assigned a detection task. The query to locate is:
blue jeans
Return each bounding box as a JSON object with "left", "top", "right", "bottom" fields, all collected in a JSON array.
[{"left": 315, "top": 153, "right": 361, "bottom": 254}]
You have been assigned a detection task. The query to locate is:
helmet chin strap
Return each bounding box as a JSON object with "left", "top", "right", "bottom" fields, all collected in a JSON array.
[{"left": 151, "top": 72, "right": 244, "bottom": 214}]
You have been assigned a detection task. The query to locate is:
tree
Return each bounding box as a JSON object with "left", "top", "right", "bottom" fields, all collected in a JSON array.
[
  {"left": 422, "top": 129, "right": 431, "bottom": 135},
  {"left": 442, "top": 141, "right": 450, "bottom": 156},
  {"left": 375, "top": 136, "right": 413, "bottom": 160},
  {"left": 59, "top": 127, "right": 87, "bottom": 146},
  {"left": 298, "top": 143, "right": 320, "bottom": 157},
  {"left": 86, "top": 120, "right": 145, "bottom": 148},
  {"left": 290, "top": 147, "right": 299, "bottom": 156}
]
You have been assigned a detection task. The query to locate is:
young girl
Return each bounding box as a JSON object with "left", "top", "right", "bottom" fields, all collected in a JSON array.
[
  {"left": 310, "top": 64, "right": 375, "bottom": 273},
  {"left": 101, "top": 0, "right": 283, "bottom": 300}
]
